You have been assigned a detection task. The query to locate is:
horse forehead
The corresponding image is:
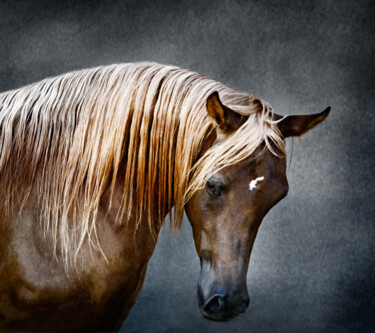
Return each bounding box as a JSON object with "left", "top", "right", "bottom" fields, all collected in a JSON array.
[
  {"left": 231, "top": 151, "right": 272, "bottom": 173},
  {"left": 249, "top": 176, "right": 265, "bottom": 191},
  {"left": 225, "top": 151, "right": 284, "bottom": 184}
]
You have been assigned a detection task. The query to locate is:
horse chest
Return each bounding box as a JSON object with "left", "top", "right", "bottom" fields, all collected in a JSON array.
[{"left": 0, "top": 209, "right": 156, "bottom": 331}]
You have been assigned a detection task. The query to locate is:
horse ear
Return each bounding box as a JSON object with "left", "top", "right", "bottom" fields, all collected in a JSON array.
[
  {"left": 206, "top": 92, "right": 244, "bottom": 132},
  {"left": 274, "top": 107, "right": 331, "bottom": 138}
]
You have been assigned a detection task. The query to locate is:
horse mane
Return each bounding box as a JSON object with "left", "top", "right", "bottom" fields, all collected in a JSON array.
[{"left": 0, "top": 62, "right": 285, "bottom": 267}]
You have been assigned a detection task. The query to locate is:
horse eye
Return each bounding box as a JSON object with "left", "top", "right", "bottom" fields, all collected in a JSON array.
[{"left": 206, "top": 179, "right": 223, "bottom": 197}]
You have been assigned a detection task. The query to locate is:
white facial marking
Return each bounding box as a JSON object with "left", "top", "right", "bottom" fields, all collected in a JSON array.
[{"left": 249, "top": 176, "right": 265, "bottom": 191}]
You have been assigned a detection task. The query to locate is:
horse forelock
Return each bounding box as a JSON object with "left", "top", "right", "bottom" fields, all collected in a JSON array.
[{"left": 0, "top": 62, "right": 284, "bottom": 268}]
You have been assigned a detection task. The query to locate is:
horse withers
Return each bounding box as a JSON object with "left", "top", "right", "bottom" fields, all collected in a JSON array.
[{"left": 0, "top": 63, "right": 329, "bottom": 331}]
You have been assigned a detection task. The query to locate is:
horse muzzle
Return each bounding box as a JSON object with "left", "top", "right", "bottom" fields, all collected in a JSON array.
[
  {"left": 199, "top": 290, "right": 250, "bottom": 321},
  {"left": 197, "top": 270, "right": 250, "bottom": 321}
]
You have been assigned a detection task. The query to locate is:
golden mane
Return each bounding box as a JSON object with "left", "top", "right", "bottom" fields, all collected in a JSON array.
[{"left": 0, "top": 62, "right": 285, "bottom": 266}]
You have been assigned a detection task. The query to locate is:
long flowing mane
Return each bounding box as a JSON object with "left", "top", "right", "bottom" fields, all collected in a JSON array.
[{"left": 0, "top": 62, "right": 285, "bottom": 266}]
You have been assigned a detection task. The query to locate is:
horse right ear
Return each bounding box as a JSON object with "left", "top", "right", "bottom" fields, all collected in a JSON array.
[
  {"left": 206, "top": 92, "right": 244, "bottom": 132},
  {"left": 274, "top": 107, "right": 331, "bottom": 138}
]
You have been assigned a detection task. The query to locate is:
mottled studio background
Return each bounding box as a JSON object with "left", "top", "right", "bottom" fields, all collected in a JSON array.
[{"left": 0, "top": 0, "right": 374, "bottom": 332}]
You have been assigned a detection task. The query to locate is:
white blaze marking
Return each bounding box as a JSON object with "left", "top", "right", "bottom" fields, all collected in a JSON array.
[{"left": 249, "top": 176, "right": 265, "bottom": 191}]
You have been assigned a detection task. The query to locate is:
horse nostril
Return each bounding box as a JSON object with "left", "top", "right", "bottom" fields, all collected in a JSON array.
[
  {"left": 238, "top": 303, "right": 246, "bottom": 313},
  {"left": 237, "top": 295, "right": 250, "bottom": 313},
  {"left": 244, "top": 295, "right": 250, "bottom": 308},
  {"left": 203, "top": 294, "right": 224, "bottom": 314},
  {"left": 238, "top": 301, "right": 247, "bottom": 313},
  {"left": 200, "top": 289, "right": 250, "bottom": 320}
]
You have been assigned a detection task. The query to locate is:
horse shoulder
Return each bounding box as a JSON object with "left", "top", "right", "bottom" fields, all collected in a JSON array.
[{"left": 0, "top": 188, "right": 159, "bottom": 331}]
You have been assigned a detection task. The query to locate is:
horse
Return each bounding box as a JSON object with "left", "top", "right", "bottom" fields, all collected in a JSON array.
[{"left": 0, "top": 62, "right": 330, "bottom": 331}]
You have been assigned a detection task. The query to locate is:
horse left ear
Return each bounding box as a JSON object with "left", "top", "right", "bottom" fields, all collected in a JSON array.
[
  {"left": 274, "top": 107, "right": 331, "bottom": 138},
  {"left": 206, "top": 91, "right": 244, "bottom": 132}
]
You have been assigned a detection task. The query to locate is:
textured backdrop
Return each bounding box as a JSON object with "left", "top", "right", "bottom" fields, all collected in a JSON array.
[{"left": 0, "top": 1, "right": 374, "bottom": 332}]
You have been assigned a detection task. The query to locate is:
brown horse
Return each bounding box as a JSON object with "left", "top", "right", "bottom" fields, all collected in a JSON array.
[{"left": 0, "top": 63, "right": 329, "bottom": 331}]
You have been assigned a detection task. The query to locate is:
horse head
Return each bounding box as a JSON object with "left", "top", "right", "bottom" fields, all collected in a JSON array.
[{"left": 185, "top": 92, "right": 330, "bottom": 321}]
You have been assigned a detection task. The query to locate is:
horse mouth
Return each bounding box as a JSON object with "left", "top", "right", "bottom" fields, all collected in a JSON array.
[
  {"left": 201, "top": 308, "right": 241, "bottom": 321},
  {"left": 199, "top": 293, "right": 248, "bottom": 321}
]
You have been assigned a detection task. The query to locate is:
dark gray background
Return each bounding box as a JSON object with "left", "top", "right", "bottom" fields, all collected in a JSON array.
[{"left": 0, "top": 0, "right": 374, "bottom": 332}]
